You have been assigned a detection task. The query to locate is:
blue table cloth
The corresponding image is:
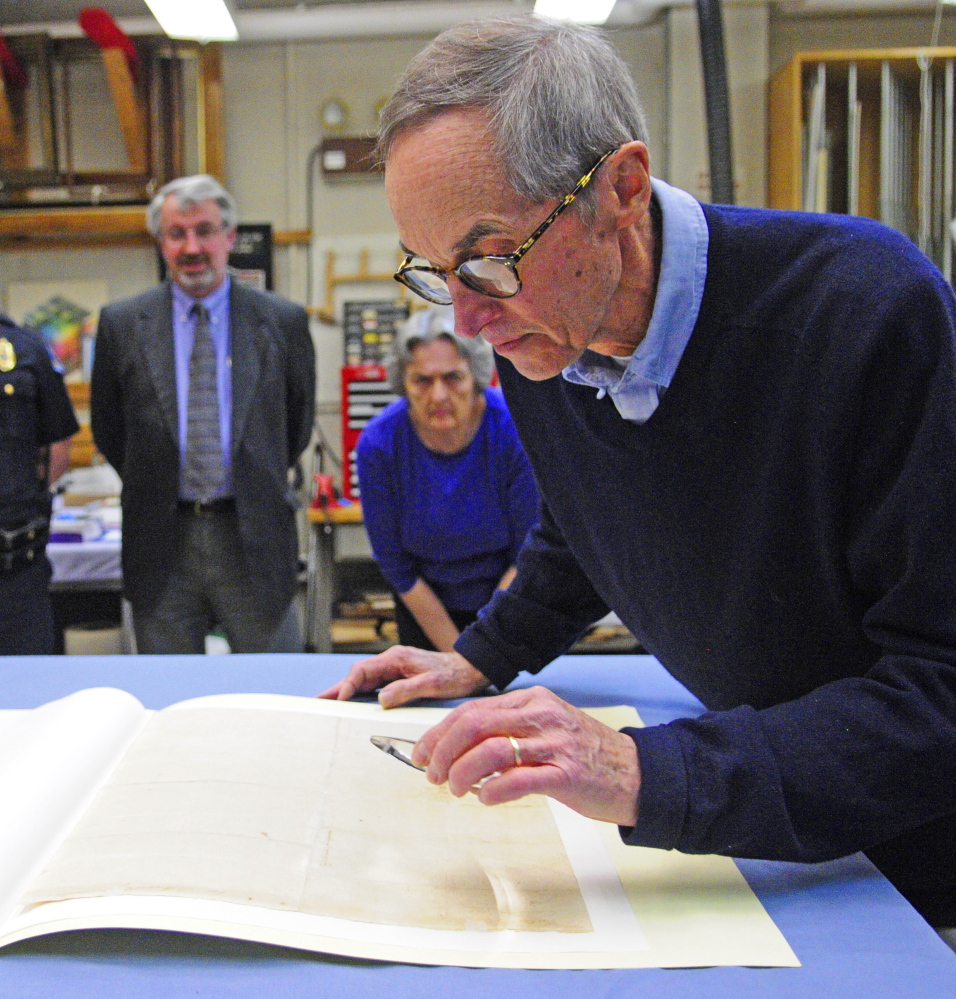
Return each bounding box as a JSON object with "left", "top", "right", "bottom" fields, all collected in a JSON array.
[{"left": 0, "top": 652, "right": 952, "bottom": 998}]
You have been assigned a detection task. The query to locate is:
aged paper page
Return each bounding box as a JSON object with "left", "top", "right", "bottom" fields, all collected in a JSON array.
[
  {"left": 0, "top": 689, "right": 146, "bottom": 927},
  {"left": 24, "top": 698, "right": 587, "bottom": 934},
  {"left": 9, "top": 695, "right": 798, "bottom": 968}
]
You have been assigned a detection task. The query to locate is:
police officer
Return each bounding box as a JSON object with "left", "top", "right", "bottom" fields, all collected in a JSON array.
[{"left": 0, "top": 313, "right": 79, "bottom": 655}]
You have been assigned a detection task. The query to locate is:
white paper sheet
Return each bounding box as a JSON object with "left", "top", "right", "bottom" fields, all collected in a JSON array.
[
  {"left": 0, "top": 695, "right": 799, "bottom": 969},
  {"left": 0, "top": 689, "right": 147, "bottom": 926}
]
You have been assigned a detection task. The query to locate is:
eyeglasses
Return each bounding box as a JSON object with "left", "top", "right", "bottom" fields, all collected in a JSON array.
[
  {"left": 394, "top": 148, "right": 617, "bottom": 306},
  {"left": 159, "top": 222, "right": 228, "bottom": 244},
  {"left": 406, "top": 369, "right": 468, "bottom": 394}
]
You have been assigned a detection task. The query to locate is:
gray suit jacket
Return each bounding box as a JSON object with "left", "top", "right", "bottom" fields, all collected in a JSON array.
[{"left": 91, "top": 281, "right": 316, "bottom": 621}]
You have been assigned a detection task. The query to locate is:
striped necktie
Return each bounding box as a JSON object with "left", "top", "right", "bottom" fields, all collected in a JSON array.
[{"left": 181, "top": 302, "right": 224, "bottom": 501}]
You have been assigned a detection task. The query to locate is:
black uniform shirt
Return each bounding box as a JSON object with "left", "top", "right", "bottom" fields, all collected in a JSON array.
[{"left": 0, "top": 315, "right": 79, "bottom": 527}]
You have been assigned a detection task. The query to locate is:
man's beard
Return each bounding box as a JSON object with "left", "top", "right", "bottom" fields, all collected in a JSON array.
[{"left": 174, "top": 256, "right": 219, "bottom": 296}]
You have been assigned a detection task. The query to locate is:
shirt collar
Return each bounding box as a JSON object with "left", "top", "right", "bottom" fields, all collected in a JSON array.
[
  {"left": 171, "top": 273, "right": 231, "bottom": 320},
  {"left": 562, "top": 177, "right": 708, "bottom": 397}
]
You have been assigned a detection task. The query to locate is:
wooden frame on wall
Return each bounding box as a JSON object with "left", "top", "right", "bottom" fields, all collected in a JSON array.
[{"left": 0, "top": 40, "right": 225, "bottom": 249}]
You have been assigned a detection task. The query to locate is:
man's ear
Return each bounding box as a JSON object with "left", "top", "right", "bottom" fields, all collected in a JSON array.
[{"left": 603, "top": 141, "right": 652, "bottom": 229}]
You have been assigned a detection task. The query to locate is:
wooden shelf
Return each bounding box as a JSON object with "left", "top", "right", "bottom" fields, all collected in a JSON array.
[
  {"left": 274, "top": 229, "right": 311, "bottom": 246},
  {"left": 768, "top": 46, "right": 956, "bottom": 285},
  {"left": 308, "top": 503, "right": 363, "bottom": 525},
  {"left": 68, "top": 424, "right": 97, "bottom": 470},
  {"left": 0, "top": 210, "right": 312, "bottom": 251},
  {"left": 769, "top": 46, "right": 956, "bottom": 213},
  {"left": 0, "top": 205, "right": 151, "bottom": 247}
]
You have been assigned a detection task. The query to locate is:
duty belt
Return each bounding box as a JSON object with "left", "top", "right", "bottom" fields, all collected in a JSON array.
[
  {"left": 0, "top": 517, "right": 49, "bottom": 574},
  {"left": 177, "top": 498, "right": 236, "bottom": 515}
]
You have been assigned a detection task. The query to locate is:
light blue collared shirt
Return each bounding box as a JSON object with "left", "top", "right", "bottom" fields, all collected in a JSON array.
[
  {"left": 172, "top": 276, "right": 233, "bottom": 499},
  {"left": 562, "top": 177, "right": 709, "bottom": 423}
]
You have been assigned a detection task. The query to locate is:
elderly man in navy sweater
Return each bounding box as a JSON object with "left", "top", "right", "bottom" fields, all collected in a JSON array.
[{"left": 322, "top": 16, "right": 956, "bottom": 928}]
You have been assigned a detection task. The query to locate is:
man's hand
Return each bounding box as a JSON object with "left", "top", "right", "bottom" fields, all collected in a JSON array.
[
  {"left": 317, "top": 646, "right": 490, "bottom": 708},
  {"left": 412, "top": 685, "right": 641, "bottom": 826}
]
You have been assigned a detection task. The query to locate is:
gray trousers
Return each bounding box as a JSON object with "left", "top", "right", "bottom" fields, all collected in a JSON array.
[{"left": 132, "top": 507, "right": 302, "bottom": 655}]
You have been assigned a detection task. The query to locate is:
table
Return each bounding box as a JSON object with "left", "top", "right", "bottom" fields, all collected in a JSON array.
[
  {"left": 46, "top": 538, "right": 135, "bottom": 653},
  {"left": 47, "top": 539, "right": 122, "bottom": 590},
  {"left": 305, "top": 503, "right": 367, "bottom": 652},
  {"left": 0, "top": 652, "right": 953, "bottom": 998},
  {"left": 45, "top": 501, "right": 369, "bottom": 652},
  {"left": 47, "top": 463, "right": 124, "bottom": 605}
]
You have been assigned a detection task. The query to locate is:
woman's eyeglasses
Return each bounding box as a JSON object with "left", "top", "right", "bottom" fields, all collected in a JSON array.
[{"left": 394, "top": 149, "right": 617, "bottom": 306}]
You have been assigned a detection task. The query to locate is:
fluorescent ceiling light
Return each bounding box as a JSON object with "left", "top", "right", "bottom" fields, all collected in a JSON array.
[
  {"left": 533, "top": 0, "right": 618, "bottom": 24},
  {"left": 143, "top": 0, "right": 238, "bottom": 41}
]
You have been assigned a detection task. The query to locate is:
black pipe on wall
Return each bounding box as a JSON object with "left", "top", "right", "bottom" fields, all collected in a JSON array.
[{"left": 695, "top": 0, "right": 735, "bottom": 205}]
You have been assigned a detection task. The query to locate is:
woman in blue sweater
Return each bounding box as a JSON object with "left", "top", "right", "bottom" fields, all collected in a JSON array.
[{"left": 356, "top": 307, "right": 538, "bottom": 651}]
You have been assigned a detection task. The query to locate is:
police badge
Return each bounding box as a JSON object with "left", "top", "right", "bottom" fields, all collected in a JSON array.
[{"left": 0, "top": 338, "right": 16, "bottom": 373}]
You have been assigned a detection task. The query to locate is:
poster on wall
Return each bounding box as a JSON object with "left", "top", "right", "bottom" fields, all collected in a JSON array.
[
  {"left": 6, "top": 280, "right": 110, "bottom": 382},
  {"left": 229, "top": 223, "right": 273, "bottom": 291}
]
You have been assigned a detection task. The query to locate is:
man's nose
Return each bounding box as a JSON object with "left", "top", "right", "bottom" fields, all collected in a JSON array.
[
  {"left": 183, "top": 229, "right": 203, "bottom": 254},
  {"left": 448, "top": 276, "right": 496, "bottom": 339}
]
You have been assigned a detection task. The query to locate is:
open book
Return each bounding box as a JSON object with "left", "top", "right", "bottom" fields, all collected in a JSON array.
[{"left": 0, "top": 689, "right": 798, "bottom": 969}]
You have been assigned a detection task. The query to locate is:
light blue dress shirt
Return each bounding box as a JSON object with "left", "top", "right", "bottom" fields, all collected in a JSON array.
[
  {"left": 562, "top": 177, "right": 709, "bottom": 423},
  {"left": 172, "top": 276, "right": 233, "bottom": 498}
]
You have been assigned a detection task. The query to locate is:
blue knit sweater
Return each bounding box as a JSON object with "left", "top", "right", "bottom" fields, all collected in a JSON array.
[
  {"left": 456, "top": 204, "right": 956, "bottom": 918},
  {"left": 357, "top": 388, "right": 538, "bottom": 612}
]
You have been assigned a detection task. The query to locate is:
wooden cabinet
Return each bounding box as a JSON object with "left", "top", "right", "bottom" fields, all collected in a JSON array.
[
  {"left": 66, "top": 382, "right": 97, "bottom": 469},
  {"left": 769, "top": 47, "right": 956, "bottom": 281}
]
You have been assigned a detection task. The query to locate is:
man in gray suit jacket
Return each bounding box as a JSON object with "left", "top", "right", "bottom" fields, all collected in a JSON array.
[{"left": 91, "top": 175, "right": 316, "bottom": 653}]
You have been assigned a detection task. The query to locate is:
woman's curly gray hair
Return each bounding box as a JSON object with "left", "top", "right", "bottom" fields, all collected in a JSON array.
[{"left": 386, "top": 306, "right": 495, "bottom": 395}]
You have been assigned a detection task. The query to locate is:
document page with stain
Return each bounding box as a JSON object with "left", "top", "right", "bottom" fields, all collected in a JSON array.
[{"left": 0, "top": 693, "right": 799, "bottom": 969}]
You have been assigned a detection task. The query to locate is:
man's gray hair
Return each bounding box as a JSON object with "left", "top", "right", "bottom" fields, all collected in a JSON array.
[
  {"left": 377, "top": 15, "right": 648, "bottom": 210},
  {"left": 387, "top": 306, "right": 496, "bottom": 395},
  {"left": 146, "top": 174, "right": 238, "bottom": 236}
]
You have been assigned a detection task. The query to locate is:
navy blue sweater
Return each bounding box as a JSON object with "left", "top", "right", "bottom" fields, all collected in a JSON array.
[{"left": 456, "top": 204, "right": 956, "bottom": 920}]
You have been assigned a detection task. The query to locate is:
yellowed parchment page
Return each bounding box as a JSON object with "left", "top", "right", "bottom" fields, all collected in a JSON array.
[{"left": 3, "top": 695, "right": 798, "bottom": 969}]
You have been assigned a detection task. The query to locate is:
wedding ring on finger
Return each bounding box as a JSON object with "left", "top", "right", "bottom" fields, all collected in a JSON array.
[{"left": 469, "top": 736, "right": 523, "bottom": 792}]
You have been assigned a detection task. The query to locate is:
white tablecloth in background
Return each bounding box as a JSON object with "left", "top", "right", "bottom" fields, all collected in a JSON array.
[{"left": 47, "top": 540, "right": 121, "bottom": 584}]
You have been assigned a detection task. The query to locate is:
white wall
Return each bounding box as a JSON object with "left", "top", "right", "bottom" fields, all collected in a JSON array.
[
  {"left": 215, "top": 24, "right": 672, "bottom": 465},
  {"left": 667, "top": 1, "right": 769, "bottom": 207},
  {"left": 225, "top": 35, "right": 427, "bottom": 237},
  {"left": 770, "top": 9, "right": 956, "bottom": 73},
  {"left": 613, "top": 18, "right": 669, "bottom": 171},
  {"left": 6, "top": 9, "right": 951, "bottom": 308},
  {"left": 4, "top": 6, "right": 946, "bottom": 479},
  {"left": 221, "top": 24, "right": 670, "bottom": 305},
  {"left": 0, "top": 17, "right": 735, "bottom": 323},
  {"left": 1, "top": 246, "right": 158, "bottom": 308}
]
